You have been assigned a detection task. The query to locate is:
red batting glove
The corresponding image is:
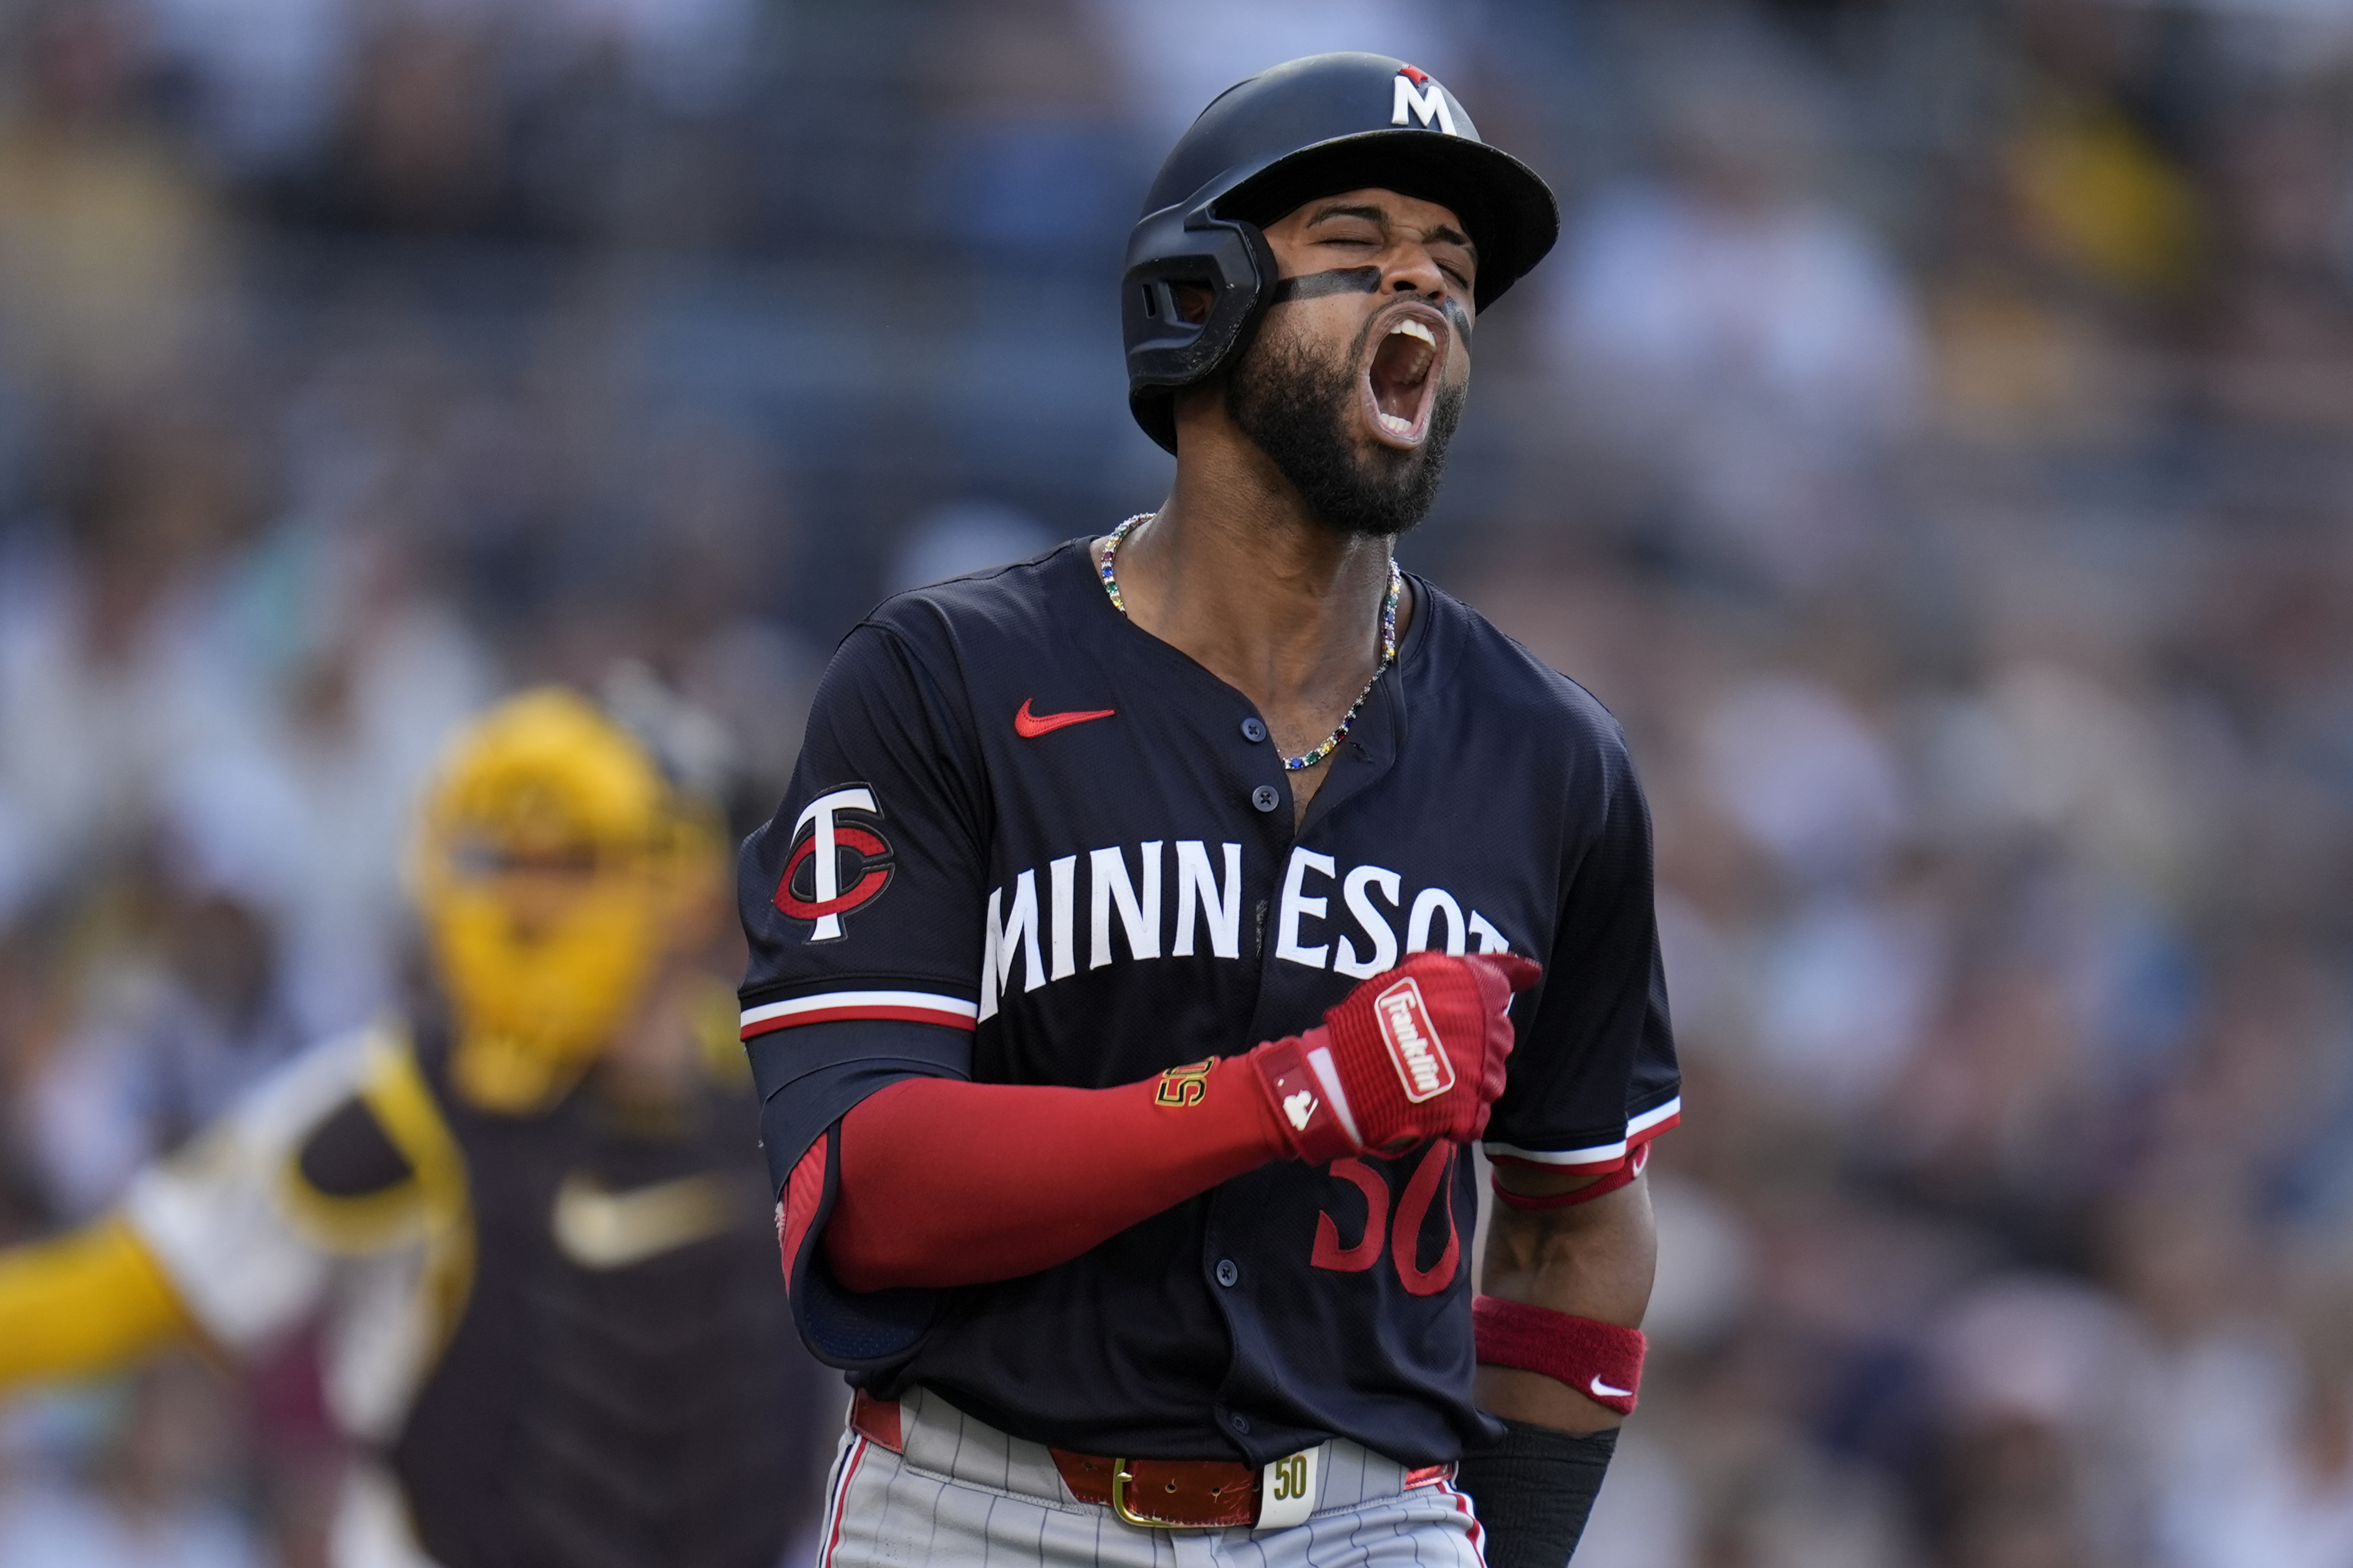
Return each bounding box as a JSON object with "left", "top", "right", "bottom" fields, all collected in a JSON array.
[{"left": 1249, "top": 952, "right": 1541, "bottom": 1163}]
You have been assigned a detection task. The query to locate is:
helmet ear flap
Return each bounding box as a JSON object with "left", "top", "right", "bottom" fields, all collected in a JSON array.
[{"left": 1121, "top": 207, "right": 1278, "bottom": 454}]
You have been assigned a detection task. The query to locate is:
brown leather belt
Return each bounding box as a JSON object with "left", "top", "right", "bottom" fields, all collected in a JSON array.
[{"left": 849, "top": 1390, "right": 1452, "bottom": 1531}]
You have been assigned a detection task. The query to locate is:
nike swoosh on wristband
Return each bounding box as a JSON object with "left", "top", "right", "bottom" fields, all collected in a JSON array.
[
  {"left": 1590, "top": 1376, "right": 1634, "bottom": 1400},
  {"left": 1015, "top": 699, "right": 1116, "bottom": 737}
]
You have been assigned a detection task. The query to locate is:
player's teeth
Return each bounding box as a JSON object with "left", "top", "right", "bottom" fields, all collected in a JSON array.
[
  {"left": 1379, "top": 411, "right": 1413, "bottom": 434},
  {"left": 1391, "top": 320, "right": 1436, "bottom": 347}
]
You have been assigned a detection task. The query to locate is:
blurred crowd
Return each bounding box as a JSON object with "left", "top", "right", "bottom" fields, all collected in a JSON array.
[{"left": 0, "top": 0, "right": 2351, "bottom": 1565}]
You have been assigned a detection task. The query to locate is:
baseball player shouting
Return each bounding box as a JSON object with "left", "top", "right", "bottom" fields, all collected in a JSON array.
[{"left": 740, "top": 52, "right": 1679, "bottom": 1568}]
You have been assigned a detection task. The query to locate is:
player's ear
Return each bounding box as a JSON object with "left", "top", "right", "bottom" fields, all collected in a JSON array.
[{"left": 1168, "top": 282, "right": 1215, "bottom": 325}]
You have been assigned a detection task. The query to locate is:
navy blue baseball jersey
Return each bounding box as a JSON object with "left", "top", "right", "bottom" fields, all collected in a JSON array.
[{"left": 737, "top": 537, "right": 1678, "bottom": 1468}]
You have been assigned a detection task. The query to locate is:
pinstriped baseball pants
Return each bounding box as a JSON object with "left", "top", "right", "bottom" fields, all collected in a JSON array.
[{"left": 813, "top": 1387, "right": 1488, "bottom": 1567}]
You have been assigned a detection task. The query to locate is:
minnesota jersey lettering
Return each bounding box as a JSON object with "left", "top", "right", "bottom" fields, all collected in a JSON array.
[
  {"left": 980, "top": 842, "right": 1513, "bottom": 1020},
  {"left": 1174, "top": 840, "right": 1242, "bottom": 960},
  {"left": 1090, "top": 842, "right": 1161, "bottom": 966}
]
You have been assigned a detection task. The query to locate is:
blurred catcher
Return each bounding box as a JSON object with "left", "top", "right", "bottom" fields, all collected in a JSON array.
[{"left": 0, "top": 688, "right": 818, "bottom": 1568}]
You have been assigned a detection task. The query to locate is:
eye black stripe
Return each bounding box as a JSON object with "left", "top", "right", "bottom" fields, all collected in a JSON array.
[
  {"left": 1268, "top": 267, "right": 1382, "bottom": 304},
  {"left": 1268, "top": 268, "right": 1475, "bottom": 347}
]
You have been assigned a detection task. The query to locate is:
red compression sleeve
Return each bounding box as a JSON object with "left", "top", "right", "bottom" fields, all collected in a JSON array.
[{"left": 823, "top": 1059, "right": 1293, "bottom": 1292}]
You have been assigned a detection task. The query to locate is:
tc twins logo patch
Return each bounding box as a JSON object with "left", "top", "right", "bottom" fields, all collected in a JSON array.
[{"left": 775, "top": 785, "right": 895, "bottom": 941}]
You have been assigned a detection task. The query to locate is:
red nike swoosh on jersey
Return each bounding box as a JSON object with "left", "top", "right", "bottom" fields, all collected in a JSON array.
[{"left": 1014, "top": 700, "right": 1116, "bottom": 738}]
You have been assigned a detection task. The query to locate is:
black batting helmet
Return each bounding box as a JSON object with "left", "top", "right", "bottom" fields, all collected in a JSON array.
[{"left": 1121, "top": 52, "right": 1560, "bottom": 453}]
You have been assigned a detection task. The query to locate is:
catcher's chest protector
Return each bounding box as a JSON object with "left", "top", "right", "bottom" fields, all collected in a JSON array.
[{"left": 389, "top": 1041, "right": 804, "bottom": 1568}]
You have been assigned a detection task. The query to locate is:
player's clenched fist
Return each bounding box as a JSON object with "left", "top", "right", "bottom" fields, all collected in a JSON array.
[{"left": 1249, "top": 951, "right": 1541, "bottom": 1162}]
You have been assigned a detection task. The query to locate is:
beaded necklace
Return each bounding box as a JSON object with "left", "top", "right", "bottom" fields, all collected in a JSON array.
[{"left": 1096, "top": 513, "right": 1402, "bottom": 772}]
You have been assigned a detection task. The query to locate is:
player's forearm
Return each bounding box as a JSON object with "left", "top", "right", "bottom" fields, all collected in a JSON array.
[
  {"left": 1474, "top": 1176, "right": 1656, "bottom": 1433},
  {"left": 819, "top": 954, "right": 1538, "bottom": 1293},
  {"left": 0, "top": 1216, "right": 193, "bottom": 1394},
  {"left": 824, "top": 1062, "right": 1291, "bottom": 1292},
  {"left": 1457, "top": 1180, "right": 1654, "bottom": 1568}
]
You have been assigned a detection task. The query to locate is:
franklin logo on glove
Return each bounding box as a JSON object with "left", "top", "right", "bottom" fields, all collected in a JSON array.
[
  {"left": 1375, "top": 979, "right": 1452, "bottom": 1102},
  {"left": 1247, "top": 950, "right": 1538, "bottom": 1165}
]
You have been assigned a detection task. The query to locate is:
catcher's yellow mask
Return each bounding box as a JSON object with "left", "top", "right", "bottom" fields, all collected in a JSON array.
[{"left": 411, "top": 689, "right": 720, "bottom": 1114}]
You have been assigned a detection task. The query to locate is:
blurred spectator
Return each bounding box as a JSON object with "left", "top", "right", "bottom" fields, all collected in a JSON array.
[
  {"left": 2149, "top": 1266, "right": 2353, "bottom": 1568},
  {"left": 0, "top": 1359, "right": 266, "bottom": 1568},
  {"left": 190, "top": 522, "right": 492, "bottom": 1036},
  {"left": 16, "top": 848, "right": 299, "bottom": 1221},
  {"left": 1550, "top": 38, "right": 1925, "bottom": 593},
  {"left": 138, "top": 0, "right": 355, "bottom": 183},
  {"left": 915, "top": 0, "right": 1131, "bottom": 271},
  {"left": 1701, "top": 673, "right": 1908, "bottom": 890},
  {"left": 541, "top": 0, "right": 760, "bottom": 116},
  {"left": 325, "top": 13, "right": 504, "bottom": 233},
  {"left": 0, "top": 412, "right": 259, "bottom": 914},
  {"left": 0, "top": 1, "right": 228, "bottom": 408},
  {"left": 2001, "top": 0, "right": 2205, "bottom": 308}
]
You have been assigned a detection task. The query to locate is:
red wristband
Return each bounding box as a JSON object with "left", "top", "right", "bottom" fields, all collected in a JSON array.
[{"left": 1472, "top": 1294, "right": 1646, "bottom": 1416}]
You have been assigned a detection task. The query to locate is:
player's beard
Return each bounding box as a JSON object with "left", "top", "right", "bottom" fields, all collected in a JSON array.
[{"left": 1225, "top": 320, "right": 1464, "bottom": 540}]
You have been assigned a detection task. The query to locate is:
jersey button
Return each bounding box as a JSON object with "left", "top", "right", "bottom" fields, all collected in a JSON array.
[
  {"left": 1215, "top": 1258, "right": 1239, "bottom": 1287},
  {"left": 1240, "top": 717, "right": 1268, "bottom": 743},
  {"left": 1250, "top": 785, "right": 1280, "bottom": 813}
]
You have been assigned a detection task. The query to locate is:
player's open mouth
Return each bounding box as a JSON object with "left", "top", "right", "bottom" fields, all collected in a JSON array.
[{"left": 1363, "top": 309, "right": 1447, "bottom": 450}]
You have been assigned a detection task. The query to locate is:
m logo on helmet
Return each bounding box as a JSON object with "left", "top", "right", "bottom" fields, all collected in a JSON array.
[
  {"left": 1391, "top": 66, "right": 1457, "bottom": 136},
  {"left": 1374, "top": 978, "right": 1456, "bottom": 1102},
  {"left": 775, "top": 785, "right": 895, "bottom": 941}
]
